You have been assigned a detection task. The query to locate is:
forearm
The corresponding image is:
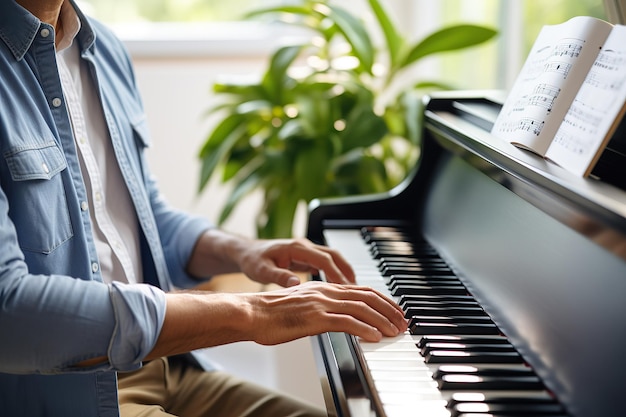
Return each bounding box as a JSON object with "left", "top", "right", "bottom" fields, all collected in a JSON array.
[
  {"left": 144, "top": 290, "right": 251, "bottom": 360},
  {"left": 186, "top": 229, "right": 250, "bottom": 278}
]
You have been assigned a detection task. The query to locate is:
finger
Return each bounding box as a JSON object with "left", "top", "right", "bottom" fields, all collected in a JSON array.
[
  {"left": 284, "top": 242, "right": 356, "bottom": 284},
  {"left": 344, "top": 287, "right": 407, "bottom": 336},
  {"left": 265, "top": 268, "right": 303, "bottom": 288},
  {"left": 322, "top": 284, "right": 407, "bottom": 334}
]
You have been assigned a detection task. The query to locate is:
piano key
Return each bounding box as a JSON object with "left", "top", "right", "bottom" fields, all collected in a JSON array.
[
  {"left": 438, "top": 374, "right": 544, "bottom": 390},
  {"left": 409, "top": 315, "right": 494, "bottom": 324},
  {"left": 411, "top": 322, "right": 501, "bottom": 335},
  {"left": 447, "top": 392, "right": 566, "bottom": 416},
  {"left": 380, "top": 260, "right": 450, "bottom": 269},
  {"left": 421, "top": 342, "right": 517, "bottom": 356},
  {"left": 454, "top": 414, "right": 569, "bottom": 417},
  {"left": 388, "top": 278, "right": 462, "bottom": 288},
  {"left": 448, "top": 391, "right": 557, "bottom": 405},
  {"left": 378, "top": 257, "right": 446, "bottom": 266},
  {"left": 383, "top": 266, "right": 456, "bottom": 276},
  {"left": 405, "top": 306, "right": 487, "bottom": 317},
  {"left": 383, "top": 402, "right": 450, "bottom": 417},
  {"left": 392, "top": 284, "right": 468, "bottom": 296},
  {"left": 400, "top": 295, "right": 477, "bottom": 308},
  {"left": 417, "top": 336, "right": 511, "bottom": 348},
  {"left": 434, "top": 365, "right": 537, "bottom": 379},
  {"left": 450, "top": 401, "right": 565, "bottom": 415},
  {"left": 425, "top": 350, "right": 524, "bottom": 364}
]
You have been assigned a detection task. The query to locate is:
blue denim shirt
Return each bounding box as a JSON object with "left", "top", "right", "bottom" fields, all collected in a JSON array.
[{"left": 0, "top": 1, "right": 212, "bottom": 415}]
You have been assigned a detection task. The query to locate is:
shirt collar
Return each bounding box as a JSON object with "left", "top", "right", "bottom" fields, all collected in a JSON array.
[
  {"left": 0, "top": 0, "right": 96, "bottom": 61},
  {"left": 56, "top": 0, "right": 82, "bottom": 52}
]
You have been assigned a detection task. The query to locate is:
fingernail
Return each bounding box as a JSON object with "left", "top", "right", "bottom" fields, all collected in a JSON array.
[{"left": 286, "top": 276, "right": 300, "bottom": 287}]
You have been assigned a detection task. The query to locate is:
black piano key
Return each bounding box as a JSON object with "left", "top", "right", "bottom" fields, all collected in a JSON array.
[
  {"left": 451, "top": 401, "right": 565, "bottom": 415},
  {"left": 379, "top": 260, "right": 449, "bottom": 269},
  {"left": 387, "top": 274, "right": 461, "bottom": 284},
  {"left": 387, "top": 272, "right": 459, "bottom": 280},
  {"left": 417, "top": 335, "right": 511, "bottom": 348},
  {"left": 382, "top": 266, "right": 456, "bottom": 276},
  {"left": 371, "top": 247, "right": 441, "bottom": 259},
  {"left": 399, "top": 295, "right": 476, "bottom": 308},
  {"left": 409, "top": 316, "right": 494, "bottom": 327},
  {"left": 392, "top": 284, "right": 468, "bottom": 296},
  {"left": 425, "top": 350, "right": 524, "bottom": 364},
  {"left": 455, "top": 413, "right": 571, "bottom": 417},
  {"left": 434, "top": 364, "right": 537, "bottom": 379},
  {"left": 438, "top": 374, "right": 544, "bottom": 390},
  {"left": 403, "top": 300, "right": 482, "bottom": 307},
  {"left": 421, "top": 342, "right": 517, "bottom": 356},
  {"left": 410, "top": 322, "right": 501, "bottom": 335},
  {"left": 378, "top": 256, "right": 445, "bottom": 266},
  {"left": 448, "top": 391, "right": 558, "bottom": 406},
  {"left": 405, "top": 306, "right": 487, "bottom": 318},
  {"left": 387, "top": 279, "right": 463, "bottom": 291}
]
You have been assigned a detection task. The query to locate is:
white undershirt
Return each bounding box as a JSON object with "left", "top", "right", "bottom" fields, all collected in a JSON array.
[{"left": 55, "top": 2, "right": 142, "bottom": 284}]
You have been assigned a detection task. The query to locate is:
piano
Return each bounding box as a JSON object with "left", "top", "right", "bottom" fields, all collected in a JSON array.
[{"left": 306, "top": 91, "right": 626, "bottom": 417}]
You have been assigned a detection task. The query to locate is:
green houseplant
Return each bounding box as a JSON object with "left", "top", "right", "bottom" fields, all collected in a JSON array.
[{"left": 198, "top": 0, "right": 497, "bottom": 238}]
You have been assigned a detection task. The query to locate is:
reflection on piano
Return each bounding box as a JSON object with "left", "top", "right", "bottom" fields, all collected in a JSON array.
[{"left": 306, "top": 91, "right": 626, "bottom": 417}]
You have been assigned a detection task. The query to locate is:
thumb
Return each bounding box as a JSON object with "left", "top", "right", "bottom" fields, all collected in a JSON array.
[{"left": 273, "top": 273, "right": 301, "bottom": 287}]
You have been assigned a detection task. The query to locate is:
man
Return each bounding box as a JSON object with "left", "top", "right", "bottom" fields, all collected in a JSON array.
[{"left": 0, "top": 0, "right": 407, "bottom": 416}]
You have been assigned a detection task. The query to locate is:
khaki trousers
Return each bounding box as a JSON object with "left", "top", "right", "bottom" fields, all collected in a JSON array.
[{"left": 117, "top": 356, "right": 327, "bottom": 417}]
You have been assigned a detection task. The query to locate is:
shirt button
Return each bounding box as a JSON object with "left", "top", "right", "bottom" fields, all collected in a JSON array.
[
  {"left": 91, "top": 262, "right": 99, "bottom": 273},
  {"left": 52, "top": 97, "right": 62, "bottom": 107},
  {"left": 42, "top": 162, "right": 49, "bottom": 174},
  {"left": 80, "top": 201, "right": 89, "bottom": 211},
  {"left": 94, "top": 192, "right": 102, "bottom": 203},
  {"left": 40, "top": 28, "right": 51, "bottom": 38}
]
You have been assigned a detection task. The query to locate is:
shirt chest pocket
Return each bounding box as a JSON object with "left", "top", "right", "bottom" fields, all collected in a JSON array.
[{"left": 4, "top": 142, "right": 73, "bottom": 254}]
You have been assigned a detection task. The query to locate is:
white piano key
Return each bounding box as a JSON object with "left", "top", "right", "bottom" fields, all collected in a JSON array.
[
  {"left": 374, "top": 379, "right": 440, "bottom": 393},
  {"left": 383, "top": 402, "right": 450, "bottom": 417},
  {"left": 369, "top": 369, "right": 434, "bottom": 382}
]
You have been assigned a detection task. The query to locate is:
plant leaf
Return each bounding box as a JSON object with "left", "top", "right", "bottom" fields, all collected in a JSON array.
[
  {"left": 218, "top": 169, "right": 263, "bottom": 225},
  {"left": 258, "top": 187, "right": 299, "bottom": 238},
  {"left": 198, "top": 114, "right": 246, "bottom": 191},
  {"left": 262, "top": 44, "right": 305, "bottom": 104},
  {"left": 294, "top": 142, "right": 331, "bottom": 201},
  {"left": 317, "top": 3, "right": 375, "bottom": 73},
  {"left": 400, "top": 24, "right": 497, "bottom": 69},
  {"left": 367, "top": 0, "right": 403, "bottom": 67},
  {"left": 340, "top": 102, "right": 388, "bottom": 151}
]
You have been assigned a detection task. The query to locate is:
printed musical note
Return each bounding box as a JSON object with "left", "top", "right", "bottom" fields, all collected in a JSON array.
[
  {"left": 544, "top": 61, "right": 572, "bottom": 78},
  {"left": 553, "top": 39, "right": 584, "bottom": 58},
  {"left": 528, "top": 84, "right": 561, "bottom": 113},
  {"left": 516, "top": 118, "right": 545, "bottom": 136}
]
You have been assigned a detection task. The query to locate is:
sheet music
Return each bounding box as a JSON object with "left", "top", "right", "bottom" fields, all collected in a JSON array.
[
  {"left": 491, "top": 16, "right": 613, "bottom": 155},
  {"left": 546, "top": 25, "right": 626, "bottom": 176}
]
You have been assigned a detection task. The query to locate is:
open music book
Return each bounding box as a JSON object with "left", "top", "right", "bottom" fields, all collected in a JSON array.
[{"left": 491, "top": 16, "right": 626, "bottom": 177}]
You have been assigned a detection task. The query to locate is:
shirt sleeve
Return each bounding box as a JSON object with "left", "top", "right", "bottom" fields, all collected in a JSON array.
[{"left": 0, "top": 191, "right": 166, "bottom": 374}]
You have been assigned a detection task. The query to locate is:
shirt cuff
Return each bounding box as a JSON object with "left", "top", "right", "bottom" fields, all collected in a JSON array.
[{"left": 107, "top": 282, "right": 166, "bottom": 371}]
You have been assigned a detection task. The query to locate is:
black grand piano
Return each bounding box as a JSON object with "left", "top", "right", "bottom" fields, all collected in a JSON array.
[{"left": 306, "top": 91, "right": 626, "bottom": 417}]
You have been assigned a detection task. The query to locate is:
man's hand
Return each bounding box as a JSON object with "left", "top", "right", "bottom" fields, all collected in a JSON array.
[
  {"left": 237, "top": 238, "right": 356, "bottom": 287},
  {"left": 187, "top": 229, "right": 356, "bottom": 287},
  {"left": 240, "top": 281, "right": 407, "bottom": 345},
  {"left": 146, "top": 280, "right": 408, "bottom": 361}
]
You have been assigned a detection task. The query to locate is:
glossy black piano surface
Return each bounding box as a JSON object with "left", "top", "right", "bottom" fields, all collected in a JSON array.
[{"left": 306, "top": 91, "right": 626, "bottom": 417}]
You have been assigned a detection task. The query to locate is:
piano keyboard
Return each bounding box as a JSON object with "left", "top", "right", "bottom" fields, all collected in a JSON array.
[{"left": 323, "top": 227, "right": 569, "bottom": 417}]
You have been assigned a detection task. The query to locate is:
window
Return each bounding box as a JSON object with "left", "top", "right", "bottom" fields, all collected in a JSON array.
[
  {"left": 77, "top": 0, "right": 609, "bottom": 90},
  {"left": 77, "top": 0, "right": 295, "bottom": 22}
]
